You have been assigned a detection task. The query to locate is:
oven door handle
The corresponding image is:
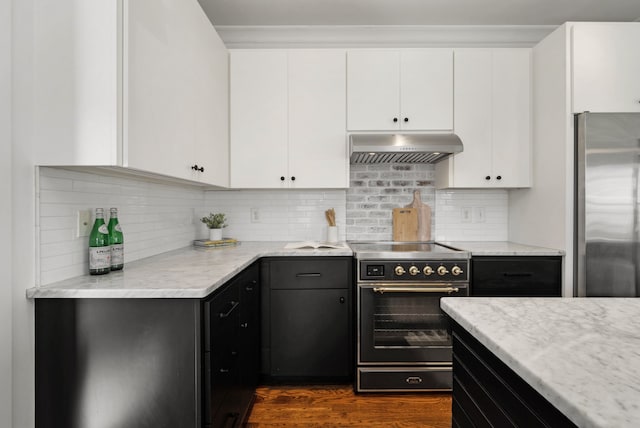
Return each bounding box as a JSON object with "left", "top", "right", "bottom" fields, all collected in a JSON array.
[{"left": 372, "top": 286, "right": 460, "bottom": 294}]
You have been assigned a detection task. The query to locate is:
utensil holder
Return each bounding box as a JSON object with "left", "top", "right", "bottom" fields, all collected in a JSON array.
[{"left": 327, "top": 226, "right": 338, "bottom": 243}]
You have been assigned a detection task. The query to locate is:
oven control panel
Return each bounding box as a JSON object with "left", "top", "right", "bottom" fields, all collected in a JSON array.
[{"left": 360, "top": 260, "right": 469, "bottom": 282}]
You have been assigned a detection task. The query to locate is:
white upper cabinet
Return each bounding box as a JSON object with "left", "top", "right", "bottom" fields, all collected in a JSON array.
[
  {"left": 347, "top": 49, "right": 454, "bottom": 131},
  {"left": 33, "top": 0, "right": 229, "bottom": 186},
  {"left": 230, "top": 50, "right": 289, "bottom": 189},
  {"left": 230, "top": 49, "right": 348, "bottom": 189},
  {"left": 572, "top": 23, "right": 640, "bottom": 113},
  {"left": 436, "top": 48, "right": 531, "bottom": 188}
]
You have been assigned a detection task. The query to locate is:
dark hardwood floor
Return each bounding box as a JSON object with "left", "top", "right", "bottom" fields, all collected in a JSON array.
[{"left": 246, "top": 385, "right": 452, "bottom": 427}]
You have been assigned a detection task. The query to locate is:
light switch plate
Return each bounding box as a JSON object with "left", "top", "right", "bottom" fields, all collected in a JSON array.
[{"left": 77, "top": 210, "right": 92, "bottom": 237}]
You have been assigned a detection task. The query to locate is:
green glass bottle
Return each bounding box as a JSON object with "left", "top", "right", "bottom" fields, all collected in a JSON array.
[
  {"left": 89, "top": 208, "right": 111, "bottom": 275},
  {"left": 108, "top": 207, "right": 124, "bottom": 271}
]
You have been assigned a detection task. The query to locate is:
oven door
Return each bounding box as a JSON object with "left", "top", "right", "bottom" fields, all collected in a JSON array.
[{"left": 358, "top": 283, "right": 466, "bottom": 364}]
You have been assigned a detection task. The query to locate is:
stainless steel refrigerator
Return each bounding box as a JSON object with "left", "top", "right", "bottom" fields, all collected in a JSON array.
[{"left": 575, "top": 112, "right": 640, "bottom": 297}]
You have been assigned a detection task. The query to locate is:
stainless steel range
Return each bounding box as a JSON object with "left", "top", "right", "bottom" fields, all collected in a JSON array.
[{"left": 350, "top": 241, "right": 470, "bottom": 392}]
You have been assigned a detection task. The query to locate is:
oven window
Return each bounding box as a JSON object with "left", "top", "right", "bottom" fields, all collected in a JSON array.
[{"left": 373, "top": 294, "right": 451, "bottom": 348}]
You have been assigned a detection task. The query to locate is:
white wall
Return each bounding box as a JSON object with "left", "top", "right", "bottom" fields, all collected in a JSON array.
[
  {"left": 508, "top": 24, "right": 574, "bottom": 295},
  {"left": 12, "top": 0, "right": 36, "bottom": 425},
  {"left": 1, "top": 0, "right": 13, "bottom": 425}
]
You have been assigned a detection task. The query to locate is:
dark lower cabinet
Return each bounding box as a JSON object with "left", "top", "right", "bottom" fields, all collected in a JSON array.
[
  {"left": 451, "top": 320, "right": 577, "bottom": 428},
  {"left": 36, "top": 298, "right": 202, "bottom": 428},
  {"left": 471, "top": 256, "right": 562, "bottom": 297},
  {"left": 261, "top": 257, "right": 353, "bottom": 381},
  {"left": 35, "top": 262, "right": 260, "bottom": 428},
  {"left": 203, "top": 262, "right": 259, "bottom": 428}
]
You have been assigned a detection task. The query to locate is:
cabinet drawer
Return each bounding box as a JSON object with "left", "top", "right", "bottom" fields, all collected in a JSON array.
[
  {"left": 204, "top": 282, "right": 240, "bottom": 352},
  {"left": 471, "top": 256, "right": 562, "bottom": 297},
  {"left": 268, "top": 258, "right": 351, "bottom": 289},
  {"left": 358, "top": 368, "right": 452, "bottom": 392}
]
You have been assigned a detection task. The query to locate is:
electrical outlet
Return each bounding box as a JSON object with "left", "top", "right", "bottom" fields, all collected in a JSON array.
[
  {"left": 77, "top": 210, "right": 92, "bottom": 237},
  {"left": 250, "top": 208, "right": 260, "bottom": 223},
  {"left": 473, "top": 207, "right": 486, "bottom": 223},
  {"left": 461, "top": 207, "right": 472, "bottom": 223}
]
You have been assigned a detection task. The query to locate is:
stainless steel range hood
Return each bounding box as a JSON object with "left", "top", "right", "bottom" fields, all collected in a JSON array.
[{"left": 349, "top": 133, "right": 463, "bottom": 164}]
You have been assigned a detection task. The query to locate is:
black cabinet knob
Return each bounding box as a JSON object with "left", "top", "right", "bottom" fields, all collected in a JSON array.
[
  {"left": 393, "top": 117, "right": 398, "bottom": 123},
  {"left": 191, "top": 164, "right": 204, "bottom": 172},
  {"left": 496, "top": 175, "right": 502, "bottom": 180},
  {"left": 404, "top": 117, "right": 409, "bottom": 122},
  {"left": 280, "top": 176, "right": 285, "bottom": 181},
  {"left": 291, "top": 176, "right": 296, "bottom": 181},
  {"left": 485, "top": 176, "right": 491, "bottom": 180},
  {"left": 339, "top": 297, "right": 345, "bottom": 304}
]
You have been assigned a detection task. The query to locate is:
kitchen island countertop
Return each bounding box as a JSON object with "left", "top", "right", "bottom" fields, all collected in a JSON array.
[
  {"left": 441, "top": 241, "right": 564, "bottom": 256},
  {"left": 441, "top": 297, "right": 640, "bottom": 428},
  {"left": 26, "top": 241, "right": 352, "bottom": 299}
]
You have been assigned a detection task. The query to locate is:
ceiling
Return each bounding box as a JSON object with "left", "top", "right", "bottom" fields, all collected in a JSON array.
[{"left": 199, "top": 0, "right": 640, "bottom": 27}]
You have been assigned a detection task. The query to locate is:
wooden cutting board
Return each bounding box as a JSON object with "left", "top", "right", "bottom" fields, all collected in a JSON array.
[
  {"left": 405, "top": 190, "right": 432, "bottom": 242},
  {"left": 392, "top": 208, "right": 418, "bottom": 241}
]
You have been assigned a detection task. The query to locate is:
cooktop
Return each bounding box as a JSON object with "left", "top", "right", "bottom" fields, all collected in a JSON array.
[{"left": 348, "top": 241, "right": 469, "bottom": 260}]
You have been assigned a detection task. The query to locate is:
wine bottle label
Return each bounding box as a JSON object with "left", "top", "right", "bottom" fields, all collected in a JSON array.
[
  {"left": 111, "top": 244, "right": 124, "bottom": 265},
  {"left": 98, "top": 224, "right": 108, "bottom": 234},
  {"left": 89, "top": 247, "right": 111, "bottom": 270},
  {"left": 115, "top": 224, "right": 122, "bottom": 232}
]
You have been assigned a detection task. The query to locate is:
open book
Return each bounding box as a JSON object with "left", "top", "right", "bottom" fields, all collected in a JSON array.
[{"left": 284, "top": 241, "right": 348, "bottom": 250}]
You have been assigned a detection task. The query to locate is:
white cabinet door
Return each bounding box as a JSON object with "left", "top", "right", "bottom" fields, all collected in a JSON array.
[
  {"left": 436, "top": 48, "right": 531, "bottom": 188},
  {"left": 288, "top": 50, "right": 348, "bottom": 188},
  {"left": 438, "top": 49, "right": 493, "bottom": 187},
  {"left": 347, "top": 50, "right": 400, "bottom": 131},
  {"left": 400, "top": 49, "right": 454, "bottom": 131},
  {"left": 347, "top": 49, "right": 453, "bottom": 131},
  {"left": 126, "top": 0, "right": 228, "bottom": 186},
  {"left": 126, "top": 0, "right": 196, "bottom": 181},
  {"left": 572, "top": 23, "right": 640, "bottom": 113},
  {"left": 492, "top": 49, "right": 531, "bottom": 187},
  {"left": 230, "top": 50, "right": 288, "bottom": 188}
]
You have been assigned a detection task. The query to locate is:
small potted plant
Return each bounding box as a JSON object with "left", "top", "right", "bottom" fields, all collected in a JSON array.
[{"left": 200, "top": 213, "right": 227, "bottom": 241}]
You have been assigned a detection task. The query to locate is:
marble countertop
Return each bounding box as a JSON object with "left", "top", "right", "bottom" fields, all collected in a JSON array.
[
  {"left": 26, "top": 242, "right": 352, "bottom": 299},
  {"left": 441, "top": 297, "right": 640, "bottom": 428},
  {"left": 441, "top": 241, "right": 564, "bottom": 256}
]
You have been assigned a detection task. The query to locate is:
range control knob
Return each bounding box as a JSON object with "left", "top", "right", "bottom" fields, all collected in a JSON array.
[
  {"left": 394, "top": 266, "right": 406, "bottom": 276},
  {"left": 423, "top": 266, "right": 434, "bottom": 276},
  {"left": 408, "top": 266, "right": 420, "bottom": 276},
  {"left": 437, "top": 266, "right": 449, "bottom": 276},
  {"left": 451, "top": 266, "right": 464, "bottom": 276}
]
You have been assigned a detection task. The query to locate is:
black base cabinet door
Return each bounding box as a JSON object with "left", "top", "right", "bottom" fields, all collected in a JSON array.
[
  {"left": 471, "top": 256, "right": 562, "bottom": 297},
  {"left": 203, "top": 262, "right": 260, "bottom": 428},
  {"left": 261, "top": 257, "right": 353, "bottom": 381}
]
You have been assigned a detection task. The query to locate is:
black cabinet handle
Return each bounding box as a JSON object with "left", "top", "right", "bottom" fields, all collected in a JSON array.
[
  {"left": 503, "top": 272, "right": 533, "bottom": 277},
  {"left": 496, "top": 175, "right": 502, "bottom": 180},
  {"left": 393, "top": 117, "right": 398, "bottom": 123},
  {"left": 191, "top": 164, "right": 204, "bottom": 172},
  {"left": 280, "top": 176, "right": 285, "bottom": 181},
  {"left": 291, "top": 176, "right": 296, "bottom": 181},
  {"left": 245, "top": 286, "right": 254, "bottom": 292},
  {"left": 218, "top": 301, "right": 239, "bottom": 318},
  {"left": 241, "top": 322, "right": 248, "bottom": 328},
  {"left": 404, "top": 117, "right": 409, "bottom": 122},
  {"left": 219, "top": 368, "right": 230, "bottom": 373},
  {"left": 485, "top": 176, "right": 491, "bottom": 180},
  {"left": 339, "top": 297, "right": 345, "bottom": 304},
  {"left": 295, "top": 273, "right": 321, "bottom": 277}
]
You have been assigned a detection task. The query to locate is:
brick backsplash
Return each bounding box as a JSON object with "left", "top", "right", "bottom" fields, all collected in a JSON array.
[
  {"left": 37, "top": 164, "right": 508, "bottom": 284},
  {"left": 347, "top": 163, "right": 508, "bottom": 241}
]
